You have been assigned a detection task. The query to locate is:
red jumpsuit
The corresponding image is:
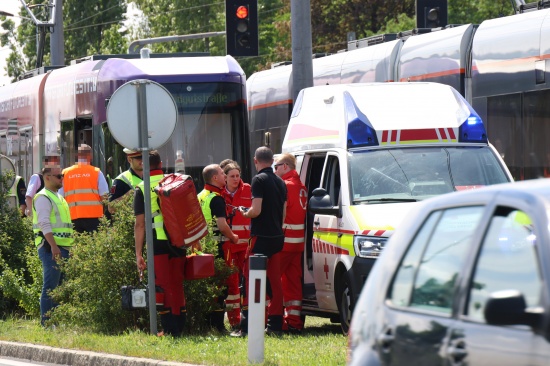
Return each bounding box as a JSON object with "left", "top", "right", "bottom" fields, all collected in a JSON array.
[
  {"left": 280, "top": 169, "right": 307, "bottom": 331},
  {"left": 222, "top": 180, "right": 252, "bottom": 327}
]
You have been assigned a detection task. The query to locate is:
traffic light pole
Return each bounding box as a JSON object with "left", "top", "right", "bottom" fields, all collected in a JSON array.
[{"left": 291, "top": 0, "right": 313, "bottom": 103}]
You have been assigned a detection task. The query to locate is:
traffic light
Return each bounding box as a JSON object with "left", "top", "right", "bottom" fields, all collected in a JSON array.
[
  {"left": 416, "top": 0, "right": 448, "bottom": 29},
  {"left": 225, "top": 0, "right": 259, "bottom": 57}
]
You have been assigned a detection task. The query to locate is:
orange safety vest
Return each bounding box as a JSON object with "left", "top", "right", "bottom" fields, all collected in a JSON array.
[
  {"left": 281, "top": 170, "right": 307, "bottom": 252},
  {"left": 223, "top": 180, "right": 251, "bottom": 253},
  {"left": 62, "top": 164, "right": 103, "bottom": 219}
]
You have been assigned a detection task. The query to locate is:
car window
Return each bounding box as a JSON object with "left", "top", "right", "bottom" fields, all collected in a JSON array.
[
  {"left": 389, "top": 206, "right": 484, "bottom": 315},
  {"left": 466, "top": 207, "right": 542, "bottom": 322}
]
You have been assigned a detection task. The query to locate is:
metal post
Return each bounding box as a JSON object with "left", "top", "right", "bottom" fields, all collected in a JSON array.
[
  {"left": 291, "top": 0, "right": 313, "bottom": 103},
  {"left": 135, "top": 80, "right": 157, "bottom": 335},
  {"left": 50, "top": 0, "right": 64, "bottom": 66},
  {"left": 248, "top": 254, "right": 267, "bottom": 364}
]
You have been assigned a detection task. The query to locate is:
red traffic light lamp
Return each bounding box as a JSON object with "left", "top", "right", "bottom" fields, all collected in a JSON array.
[{"left": 225, "top": 0, "right": 258, "bottom": 57}]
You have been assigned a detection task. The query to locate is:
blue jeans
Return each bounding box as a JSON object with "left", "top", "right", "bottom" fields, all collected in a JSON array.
[{"left": 38, "top": 242, "right": 70, "bottom": 326}]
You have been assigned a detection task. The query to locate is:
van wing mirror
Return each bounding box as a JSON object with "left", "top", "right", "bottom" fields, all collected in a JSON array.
[
  {"left": 309, "top": 188, "right": 341, "bottom": 217},
  {"left": 484, "top": 289, "right": 543, "bottom": 328}
]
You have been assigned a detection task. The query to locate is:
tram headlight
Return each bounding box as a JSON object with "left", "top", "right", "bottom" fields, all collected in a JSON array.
[{"left": 353, "top": 236, "right": 387, "bottom": 259}]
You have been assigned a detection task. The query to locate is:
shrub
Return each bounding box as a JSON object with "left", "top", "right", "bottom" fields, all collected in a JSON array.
[
  {"left": 50, "top": 194, "right": 233, "bottom": 334},
  {"left": 0, "top": 171, "right": 37, "bottom": 317}
]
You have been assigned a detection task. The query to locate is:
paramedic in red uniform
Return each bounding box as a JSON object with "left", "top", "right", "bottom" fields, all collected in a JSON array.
[
  {"left": 221, "top": 162, "right": 252, "bottom": 329},
  {"left": 232, "top": 146, "right": 287, "bottom": 337},
  {"left": 274, "top": 153, "right": 307, "bottom": 333},
  {"left": 61, "top": 144, "right": 109, "bottom": 233},
  {"left": 134, "top": 150, "right": 187, "bottom": 337},
  {"left": 198, "top": 164, "right": 239, "bottom": 332}
]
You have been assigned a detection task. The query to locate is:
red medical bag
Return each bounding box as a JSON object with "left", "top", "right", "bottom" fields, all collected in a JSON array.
[
  {"left": 185, "top": 253, "right": 215, "bottom": 280},
  {"left": 154, "top": 173, "right": 208, "bottom": 247}
]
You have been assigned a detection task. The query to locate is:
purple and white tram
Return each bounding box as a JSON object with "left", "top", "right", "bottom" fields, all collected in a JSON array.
[
  {"left": 0, "top": 55, "right": 251, "bottom": 187},
  {"left": 248, "top": 7, "right": 550, "bottom": 181}
]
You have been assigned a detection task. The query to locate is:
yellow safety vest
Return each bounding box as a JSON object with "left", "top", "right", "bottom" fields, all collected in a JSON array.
[
  {"left": 116, "top": 170, "right": 143, "bottom": 189},
  {"left": 32, "top": 188, "right": 74, "bottom": 247},
  {"left": 137, "top": 174, "right": 167, "bottom": 240},
  {"left": 197, "top": 189, "right": 223, "bottom": 241}
]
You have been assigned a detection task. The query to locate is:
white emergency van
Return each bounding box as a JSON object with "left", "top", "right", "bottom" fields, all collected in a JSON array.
[{"left": 283, "top": 83, "right": 513, "bottom": 334}]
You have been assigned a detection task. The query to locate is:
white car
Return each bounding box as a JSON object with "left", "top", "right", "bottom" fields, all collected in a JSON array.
[{"left": 348, "top": 178, "right": 550, "bottom": 365}]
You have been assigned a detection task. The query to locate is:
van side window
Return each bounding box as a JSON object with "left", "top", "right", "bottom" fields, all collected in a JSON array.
[
  {"left": 323, "top": 155, "right": 340, "bottom": 206},
  {"left": 305, "top": 155, "right": 326, "bottom": 270}
]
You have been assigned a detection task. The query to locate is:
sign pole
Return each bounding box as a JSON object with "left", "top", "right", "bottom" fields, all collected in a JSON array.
[{"left": 135, "top": 80, "right": 157, "bottom": 335}]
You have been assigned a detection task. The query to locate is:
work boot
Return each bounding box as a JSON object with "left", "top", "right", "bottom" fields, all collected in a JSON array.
[
  {"left": 209, "top": 310, "right": 227, "bottom": 333},
  {"left": 267, "top": 314, "right": 283, "bottom": 333}
]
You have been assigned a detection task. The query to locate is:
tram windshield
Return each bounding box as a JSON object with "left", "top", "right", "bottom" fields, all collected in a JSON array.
[{"left": 105, "top": 81, "right": 247, "bottom": 189}]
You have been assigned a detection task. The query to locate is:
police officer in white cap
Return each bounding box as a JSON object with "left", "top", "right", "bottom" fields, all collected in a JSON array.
[{"left": 108, "top": 148, "right": 144, "bottom": 213}]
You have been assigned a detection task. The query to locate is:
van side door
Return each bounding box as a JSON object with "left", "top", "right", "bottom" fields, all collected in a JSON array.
[{"left": 310, "top": 153, "right": 341, "bottom": 311}]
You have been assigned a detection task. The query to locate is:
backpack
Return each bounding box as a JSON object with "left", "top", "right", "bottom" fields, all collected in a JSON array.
[{"left": 154, "top": 174, "right": 208, "bottom": 247}]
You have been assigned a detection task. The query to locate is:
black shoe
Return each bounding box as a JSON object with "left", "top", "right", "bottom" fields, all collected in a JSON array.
[{"left": 230, "top": 329, "right": 247, "bottom": 338}]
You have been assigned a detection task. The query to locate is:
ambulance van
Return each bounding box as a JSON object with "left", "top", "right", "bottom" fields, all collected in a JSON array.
[{"left": 283, "top": 83, "right": 513, "bottom": 334}]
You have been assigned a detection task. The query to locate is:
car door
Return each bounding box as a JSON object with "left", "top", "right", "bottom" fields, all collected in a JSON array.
[
  {"left": 451, "top": 205, "right": 550, "bottom": 365},
  {"left": 382, "top": 205, "right": 486, "bottom": 366}
]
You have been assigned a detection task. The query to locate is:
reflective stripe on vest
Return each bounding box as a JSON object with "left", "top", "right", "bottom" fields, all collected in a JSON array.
[
  {"left": 62, "top": 164, "right": 103, "bottom": 219},
  {"left": 32, "top": 189, "right": 74, "bottom": 247},
  {"left": 137, "top": 175, "right": 167, "bottom": 240}
]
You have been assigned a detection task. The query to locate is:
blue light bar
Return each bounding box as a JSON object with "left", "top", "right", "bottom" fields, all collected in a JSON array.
[
  {"left": 344, "top": 91, "right": 379, "bottom": 148},
  {"left": 458, "top": 112, "right": 488, "bottom": 143}
]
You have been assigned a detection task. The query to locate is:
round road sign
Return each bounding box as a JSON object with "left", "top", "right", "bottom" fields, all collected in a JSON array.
[{"left": 106, "top": 79, "right": 178, "bottom": 150}]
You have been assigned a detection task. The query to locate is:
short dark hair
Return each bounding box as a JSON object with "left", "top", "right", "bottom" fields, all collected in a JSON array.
[
  {"left": 149, "top": 150, "right": 161, "bottom": 169},
  {"left": 203, "top": 164, "right": 220, "bottom": 184},
  {"left": 223, "top": 162, "right": 241, "bottom": 175},
  {"left": 255, "top": 146, "right": 273, "bottom": 163}
]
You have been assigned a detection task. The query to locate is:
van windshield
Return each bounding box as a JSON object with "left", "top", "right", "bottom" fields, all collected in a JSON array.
[{"left": 349, "top": 146, "right": 509, "bottom": 203}]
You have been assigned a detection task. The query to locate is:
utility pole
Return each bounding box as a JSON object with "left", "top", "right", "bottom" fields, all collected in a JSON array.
[
  {"left": 291, "top": 0, "right": 313, "bottom": 103},
  {"left": 50, "top": 0, "right": 64, "bottom": 66}
]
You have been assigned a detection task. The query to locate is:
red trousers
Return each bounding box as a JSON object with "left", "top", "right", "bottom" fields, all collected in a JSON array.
[
  {"left": 242, "top": 237, "right": 283, "bottom": 318},
  {"left": 280, "top": 251, "right": 304, "bottom": 330},
  {"left": 223, "top": 243, "right": 247, "bottom": 327},
  {"left": 154, "top": 254, "right": 186, "bottom": 315}
]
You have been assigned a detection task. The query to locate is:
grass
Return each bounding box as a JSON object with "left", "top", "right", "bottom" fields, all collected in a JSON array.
[{"left": 0, "top": 316, "right": 347, "bottom": 365}]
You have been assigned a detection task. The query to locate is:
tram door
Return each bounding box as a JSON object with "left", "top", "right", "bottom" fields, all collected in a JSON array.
[
  {"left": 18, "top": 126, "right": 33, "bottom": 183},
  {"left": 60, "top": 118, "right": 92, "bottom": 168}
]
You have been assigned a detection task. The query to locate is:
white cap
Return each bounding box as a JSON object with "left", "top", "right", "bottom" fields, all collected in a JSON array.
[{"left": 123, "top": 148, "right": 141, "bottom": 157}]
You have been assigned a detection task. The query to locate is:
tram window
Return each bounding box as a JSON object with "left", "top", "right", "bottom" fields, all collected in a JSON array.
[{"left": 524, "top": 90, "right": 550, "bottom": 179}]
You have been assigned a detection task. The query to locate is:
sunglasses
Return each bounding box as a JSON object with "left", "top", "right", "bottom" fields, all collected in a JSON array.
[
  {"left": 49, "top": 174, "right": 64, "bottom": 179},
  {"left": 274, "top": 163, "right": 285, "bottom": 169}
]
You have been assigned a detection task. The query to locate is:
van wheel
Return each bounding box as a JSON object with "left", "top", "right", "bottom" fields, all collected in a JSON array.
[{"left": 337, "top": 275, "right": 354, "bottom": 335}]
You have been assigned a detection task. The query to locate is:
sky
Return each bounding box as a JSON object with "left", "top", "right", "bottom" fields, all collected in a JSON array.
[{"left": 0, "top": 0, "right": 22, "bottom": 86}]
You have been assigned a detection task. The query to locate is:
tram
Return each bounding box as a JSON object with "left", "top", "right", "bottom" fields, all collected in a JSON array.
[
  {"left": 248, "top": 7, "right": 550, "bottom": 181},
  {"left": 0, "top": 54, "right": 251, "bottom": 187}
]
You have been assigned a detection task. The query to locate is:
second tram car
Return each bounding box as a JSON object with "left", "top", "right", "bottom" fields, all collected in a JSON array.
[
  {"left": 0, "top": 55, "right": 250, "bottom": 187},
  {"left": 247, "top": 7, "right": 550, "bottom": 181}
]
